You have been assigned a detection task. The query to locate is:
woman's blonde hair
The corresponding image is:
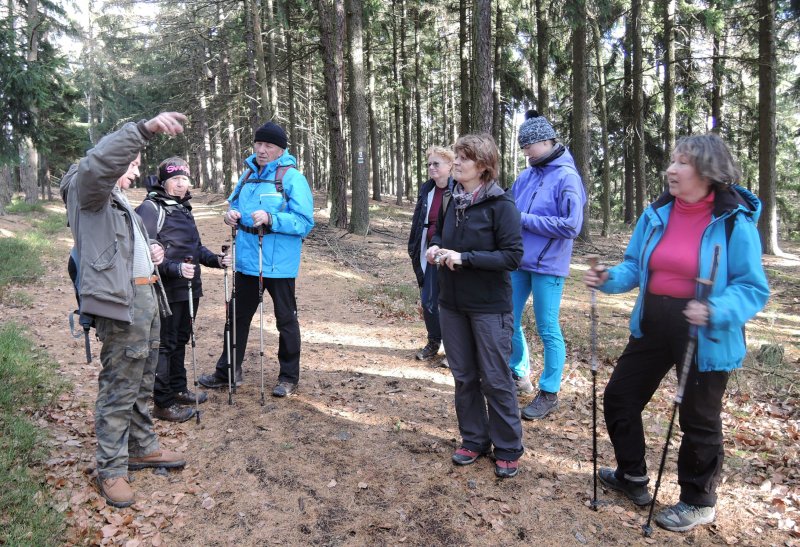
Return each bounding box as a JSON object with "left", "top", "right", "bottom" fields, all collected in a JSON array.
[
  {"left": 426, "top": 145, "right": 455, "bottom": 164},
  {"left": 453, "top": 133, "right": 499, "bottom": 183},
  {"left": 673, "top": 134, "right": 742, "bottom": 188}
]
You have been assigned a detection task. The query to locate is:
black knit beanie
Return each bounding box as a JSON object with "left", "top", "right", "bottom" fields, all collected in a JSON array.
[{"left": 254, "top": 121, "right": 288, "bottom": 149}]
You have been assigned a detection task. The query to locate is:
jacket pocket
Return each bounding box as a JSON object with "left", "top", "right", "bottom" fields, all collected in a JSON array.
[
  {"left": 259, "top": 192, "right": 285, "bottom": 213},
  {"left": 91, "top": 240, "right": 119, "bottom": 271}
]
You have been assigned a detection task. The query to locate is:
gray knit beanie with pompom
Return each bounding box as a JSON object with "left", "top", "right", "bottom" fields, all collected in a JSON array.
[{"left": 518, "top": 110, "right": 557, "bottom": 147}]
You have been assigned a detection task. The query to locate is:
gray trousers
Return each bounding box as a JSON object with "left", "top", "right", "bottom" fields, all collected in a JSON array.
[
  {"left": 440, "top": 306, "right": 524, "bottom": 461},
  {"left": 94, "top": 284, "right": 161, "bottom": 479}
]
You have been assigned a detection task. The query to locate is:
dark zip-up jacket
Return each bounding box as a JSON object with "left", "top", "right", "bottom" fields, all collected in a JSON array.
[
  {"left": 135, "top": 181, "right": 222, "bottom": 303},
  {"left": 408, "top": 177, "right": 454, "bottom": 287},
  {"left": 431, "top": 181, "right": 523, "bottom": 314}
]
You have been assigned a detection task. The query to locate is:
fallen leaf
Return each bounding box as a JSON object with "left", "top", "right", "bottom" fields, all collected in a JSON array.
[
  {"left": 101, "top": 525, "right": 118, "bottom": 538},
  {"left": 328, "top": 479, "right": 337, "bottom": 488},
  {"left": 201, "top": 497, "right": 216, "bottom": 510},
  {"left": 173, "top": 493, "right": 185, "bottom": 505}
]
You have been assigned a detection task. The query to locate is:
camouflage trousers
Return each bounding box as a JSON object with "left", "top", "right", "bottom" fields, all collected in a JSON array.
[{"left": 94, "top": 284, "right": 161, "bottom": 479}]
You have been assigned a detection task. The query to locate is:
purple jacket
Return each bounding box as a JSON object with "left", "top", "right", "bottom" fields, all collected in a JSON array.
[{"left": 511, "top": 147, "right": 586, "bottom": 277}]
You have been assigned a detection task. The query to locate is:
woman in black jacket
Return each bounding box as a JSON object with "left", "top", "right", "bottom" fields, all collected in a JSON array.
[
  {"left": 407, "top": 146, "right": 454, "bottom": 362},
  {"left": 136, "top": 157, "right": 230, "bottom": 422},
  {"left": 426, "top": 134, "right": 524, "bottom": 478}
]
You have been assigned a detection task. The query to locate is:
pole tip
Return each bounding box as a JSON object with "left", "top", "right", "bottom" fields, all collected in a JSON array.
[{"left": 642, "top": 524, "right": 653, "bottom": 537}]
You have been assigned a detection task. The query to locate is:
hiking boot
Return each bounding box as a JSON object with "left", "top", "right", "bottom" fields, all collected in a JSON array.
[
  {"left": 152, "top": 403, "right": 195, "bottom": 423},
  {"left": 655, "top": 501, "right": 716, "bottom": 532},
  {"left": 97, "top": 476, "right": 134, "bottom": 508},
  {"left": 494, "top": 459, "right": 519, "bottom": 478},
  {"left": 128, "top": 450, "right": 186, "bottom": 471},
  {"left": 174, "top": 390, "right": 208, "bottom": 405},
  {"left": 198, "top": 372, "right": 242, "bottom": 389},
  {"left": 439, "top": 356, "right": 449, "bottom": 368},
  {"left": 521, "top": 390, "right": 559, "bottom": 419},
  {"left": 598, "top": 467, "right": 652, "bottom": 506},
  {"left": 272, "top": 382, "right": 297, "bottom": 398},
  {"left": 513, "top": 374, "right": 534, "bottom": 395},
  {"left": 415, "top": 340, "right": 440, "bottom": 360},
  {"left": 451, "top": 447, "right": 484, "bottom": 466}
]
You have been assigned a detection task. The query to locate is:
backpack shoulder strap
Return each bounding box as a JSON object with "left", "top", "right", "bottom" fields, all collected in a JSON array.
[{"left": 144, "top": 198, "right": 167, "bottom": 234}]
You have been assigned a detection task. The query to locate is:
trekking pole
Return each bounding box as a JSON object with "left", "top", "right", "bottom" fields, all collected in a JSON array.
[
  {"left": 222, "top": 244, "right": 233, "bottom": 405},
  {"left": 184, "top": 256, "right": 201, "bottom": 425},
  {"left": 642, "top": 245, "right": 721, "bottom": 537},
  {"left": 230, "top": 226, "right": 238, "bottom": 394},
  {"left": 258, "top": 225, "right": 266, "bottom": 406},
  {"left": 586, "top": 254, "right": 601, "bottom": 511}
]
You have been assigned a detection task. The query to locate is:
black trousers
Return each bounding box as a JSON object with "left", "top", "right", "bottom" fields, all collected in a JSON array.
[
  {"left": 604, "top": 293, "right": 729, "bottom": 507},
  {"left": 439, "top": 306, "right": 524, "bottom": 462},
  {"left": 213, "top": 273, "right": 301, "bottom": 384},
  {"left": 153, "top": 298, "right": 198, "bottom": 407}
]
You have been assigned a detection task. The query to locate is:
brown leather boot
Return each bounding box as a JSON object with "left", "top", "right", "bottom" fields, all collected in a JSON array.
[
  {"left": 152, "top": 403, "right": 195, "bottom": 423},
  {"left": 97, "top": 476, "right": 134, "bottom": 508},
  {"left": 128, "top": 450, "right": 186, "bottom": 471}
]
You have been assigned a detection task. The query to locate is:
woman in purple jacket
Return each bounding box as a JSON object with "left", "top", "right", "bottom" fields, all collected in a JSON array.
[{"left": 510, "top": 110, "right": 586, "bottom": 419}]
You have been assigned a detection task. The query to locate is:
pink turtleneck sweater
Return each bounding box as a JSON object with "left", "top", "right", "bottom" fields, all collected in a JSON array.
[{"left": 648, "top": 191, "right": 715, "bottom": 298}]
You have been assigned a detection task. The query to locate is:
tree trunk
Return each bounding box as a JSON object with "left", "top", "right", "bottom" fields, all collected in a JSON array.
[
  {"left": 250, "top": 0, "right": 272, "bottom": 121},
  {"left": 663, "top": 0, "right": 676, "bottom": 168},
  {"left": 266, "top": 0, "right": 279, "bottom": 119},
  {"left": 623, "top": 14, "right": 634, "bottom": 224},
  {"left": 492, "top": 3, "right": 502, "bottom": 142},
  {"left": 366, "top": 26, "right": 381, "bottom": 201},
  {"left": 459, "top": 0, "right": 471, "bottom": 134},
  {"left": 592, "top": 21, "right": 611, "bottom": 237},
  {"left": 757, "top": 0, "right": 780, "bottom": 254},
  {"left": 346, "top": 0, "right": 369, "bottom": 234},
  {"left": 243, "top": 0, "right": 261, "bottom": 130},
  {"left": 472, "top": 0, "right": 492, "bottom": 133},
  {"left": 632, "top": 0, "right": 645, "bottom": 218},
  {"left": 286, "top": 0, "right": 297, "bottom": 156},
  {"left": 218, "top": 4, "right": 237, "bottom": 194},
  {"left": 399, "top": 0, "right": 412, "bottom": 200},
  {"left": 571, "top": 0, "right": 590, "bottom": 242},
  {"left": 710, "top": 0, "right": 723, "bottom": 133},
  {"left": 20, "top": 0, "right": 40, "bottom": 204},
  {"left": 413, "top": 4, "right": 423, "bottom": 186},
  {"left": 318, "top": 0, "right": 348, "bottom": 227},
  {"left": 392, "top": 0, "right": 404, "bottom": 205},
  {"left": 535, "top": 0, "right": 550, "bottom": 117}
]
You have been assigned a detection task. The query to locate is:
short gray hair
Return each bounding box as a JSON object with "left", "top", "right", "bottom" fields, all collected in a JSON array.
[{"left": 673, "top": 134, "right": 742, "bottom": 189}]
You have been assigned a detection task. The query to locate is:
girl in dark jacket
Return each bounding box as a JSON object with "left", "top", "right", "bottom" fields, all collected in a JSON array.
[
  {"left": 427, "top": 134, "right": 524, "bottom": 478},
  {"left": 136, "top": 157, "right": 231, "bottom": 422},
  {"left": 407, "top": 146, "right": 454, "bottom": 362}
]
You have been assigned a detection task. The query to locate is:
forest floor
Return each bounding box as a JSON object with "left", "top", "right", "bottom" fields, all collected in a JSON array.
[{"left": 2, "top": 187, "right": 799, "bottom": 546}]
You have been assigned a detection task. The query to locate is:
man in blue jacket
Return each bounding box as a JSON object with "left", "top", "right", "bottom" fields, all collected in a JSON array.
[{"left": 199, "top": 121, "right": 314, "bottom": 397}]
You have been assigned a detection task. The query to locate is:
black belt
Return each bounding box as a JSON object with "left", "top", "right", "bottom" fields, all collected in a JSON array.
[{"left": 238, "top": 224, "right": 270, "bottom": 235}]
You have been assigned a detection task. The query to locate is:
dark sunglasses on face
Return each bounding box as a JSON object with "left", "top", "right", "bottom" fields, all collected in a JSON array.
[{"left": 427, "top": 161, "right": 441, "bottom": 168}]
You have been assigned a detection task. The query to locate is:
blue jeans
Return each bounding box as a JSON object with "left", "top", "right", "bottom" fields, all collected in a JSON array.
[
  {"left": 509, "top": 270, "right": 566, "bottom": 393},
  {"left": 420, "top": 265, "right": 441, "bottom": 343}
]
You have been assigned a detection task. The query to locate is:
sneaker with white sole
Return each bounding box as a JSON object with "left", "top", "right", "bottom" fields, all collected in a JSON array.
[
  {"left": 655, "top": 501, "right": 716, "bottom": 532},
  {"left": 513, "top": 374, "right": 534, "bottom": 395}
]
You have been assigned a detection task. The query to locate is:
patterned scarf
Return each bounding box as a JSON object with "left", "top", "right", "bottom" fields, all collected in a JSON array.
[{"left": 452, "top": 182, "right": 488, "bottom": 226}]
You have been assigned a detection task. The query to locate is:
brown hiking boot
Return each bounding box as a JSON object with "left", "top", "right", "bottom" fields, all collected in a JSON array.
[
  {"left": 128, "top": 450, "right": 186, "bottom": 471},
  {"left": 152, "top": 403, "right": 195, "bottom": 423},
  {"left": 97, "top": 476, "right": 134, "bottom": 508}
]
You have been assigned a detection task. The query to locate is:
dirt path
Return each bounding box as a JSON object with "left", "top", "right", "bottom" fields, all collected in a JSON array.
[{"left": 5, "top": 189, "right": 797, "bottom": 546}]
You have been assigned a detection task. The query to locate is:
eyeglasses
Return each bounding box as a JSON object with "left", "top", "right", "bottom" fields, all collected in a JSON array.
[{"left": 427, "top": 161, "right": 441, "bottom": 168}]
